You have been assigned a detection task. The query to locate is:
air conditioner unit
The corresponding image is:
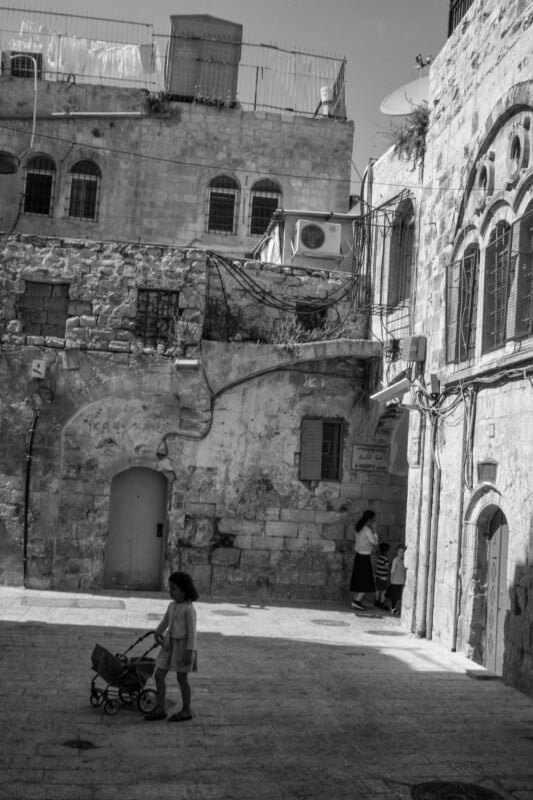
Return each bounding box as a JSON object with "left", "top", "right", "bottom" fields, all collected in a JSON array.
[{"left": 292, "top": 219, "right": 342, "bottom": 258}]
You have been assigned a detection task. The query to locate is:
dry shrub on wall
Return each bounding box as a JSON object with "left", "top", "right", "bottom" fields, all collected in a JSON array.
[{"left": 390, "top": 103, "right": 429, "bottom": 172}]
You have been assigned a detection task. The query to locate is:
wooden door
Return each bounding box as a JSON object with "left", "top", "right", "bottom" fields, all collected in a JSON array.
[
  {"left": 103, "top": 467, "right": 167, "bottom": 591},
  {"left": 485, "top": 509, "right": 509, "bottom": 674}
]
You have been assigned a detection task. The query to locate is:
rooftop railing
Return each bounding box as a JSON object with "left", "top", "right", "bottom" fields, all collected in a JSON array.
[{"left": 0, "top": 5, "right": 346, "bottom": 118}]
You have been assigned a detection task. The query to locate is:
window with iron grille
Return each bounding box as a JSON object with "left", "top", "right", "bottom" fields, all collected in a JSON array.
[
  {"left": 387, "top": 198, "right": 414, "bottom": 307},
  {"left": 9, "top": 51, "right": 43, "bottom": 78},
  {"left": 135, "top": 289, "right": 180, "bottom": 347},
  {"left": 18, "top": 281, "right": 69, "bottom": 337},
  {"left": 482, "top": 221, "right": 511, "bottom": 354},
  {"left": 207, "top": 175, "right": 239, "bottom": 234},
  {"left": 446, "top": 244, "right": 479, "bottom": 364},
  {"left": 511, "top": 204, "right": 533, "bottom": 340},
  {"left": 448, "top": 0, "right": 477, "bottom": 37},
  {"left": 24, "top": 154, "right": 55, "bottom": 216},
  {"left": 299, "top": 418, "right": 343, "bottom": 481},
  {"left": 66, "top": 160, "right": 101, "bottom": 220},
  {"left": 249, "top": 179, "right": 281, "bottom": 235}
]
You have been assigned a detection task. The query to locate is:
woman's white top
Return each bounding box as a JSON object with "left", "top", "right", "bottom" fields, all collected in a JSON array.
[{"left": 355, "top": 524, "right": 378, "bottom": 554}]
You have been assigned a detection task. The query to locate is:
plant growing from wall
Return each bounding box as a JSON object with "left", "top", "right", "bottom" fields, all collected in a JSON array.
[
  {"left": 269, "top": 316, "right": 349, "bottom": 347},
  {"left": 390, "top": 103, "right": 429, "bottom": 171}
]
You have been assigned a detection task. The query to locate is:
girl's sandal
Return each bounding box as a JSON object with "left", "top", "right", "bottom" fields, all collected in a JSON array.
[{"left": 167, "top": 711, "right": 193, "bottom": 722}]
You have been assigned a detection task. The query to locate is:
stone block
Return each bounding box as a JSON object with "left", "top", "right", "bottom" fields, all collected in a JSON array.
[
  {"left": 297, "top": 522, "right": 322, "bottom": 539},
  {"left": 265, "top": 521, "right": 298, "bottom": 538},
  {"left": 252, "top": 535, "right": 284, "bottom": 550},
  {"left": 211, "top": 546, "right": 241, "bottom": 567}
]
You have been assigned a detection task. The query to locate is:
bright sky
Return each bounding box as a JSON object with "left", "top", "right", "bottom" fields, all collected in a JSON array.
[{"left": 14, "top": 0, "right": 448, "bottom": 192}]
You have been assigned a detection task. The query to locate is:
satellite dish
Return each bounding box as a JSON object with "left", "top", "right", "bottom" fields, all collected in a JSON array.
[{"left": 380, "top": 75, "right": 429, "bottom": 116}]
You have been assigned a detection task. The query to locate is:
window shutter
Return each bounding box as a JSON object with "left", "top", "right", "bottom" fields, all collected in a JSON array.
[{"left": 299, "top": 419, "right": 323, "bottom": 481}]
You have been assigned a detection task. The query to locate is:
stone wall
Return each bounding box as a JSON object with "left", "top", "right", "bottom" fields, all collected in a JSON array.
[
  {"left": 398, "top": 0, "right": 533, "bottom": 694},
  {"left": 0, "top": 79, "right": 353, "bottom": 253},
  {"left": 0, "top": 235, "right": 410, "bottom": 601}
]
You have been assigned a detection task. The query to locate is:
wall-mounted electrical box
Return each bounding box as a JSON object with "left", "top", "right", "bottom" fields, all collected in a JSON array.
[{"left": 400, "top": 336, "right": 427, "bottom": 363}]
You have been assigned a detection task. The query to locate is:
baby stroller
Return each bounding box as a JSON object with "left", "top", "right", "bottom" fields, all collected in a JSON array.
[{"left": 90, "top": 631, "right": 159, "bottom": 716}]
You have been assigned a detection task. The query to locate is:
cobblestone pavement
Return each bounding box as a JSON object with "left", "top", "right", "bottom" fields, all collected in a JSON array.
[{"left": 1, "top": 587, "right": 533, "bottom": 800}]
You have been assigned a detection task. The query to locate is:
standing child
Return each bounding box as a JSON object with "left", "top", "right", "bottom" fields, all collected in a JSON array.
[
  {"left": 387, "top": 545, "right": 407, "bottom": 615},
  {"left": 144, "top": 571, "right": 199, "bottom": 722},
  {"left": 374, "top": 542, "right": 391, "bottom": 609}
]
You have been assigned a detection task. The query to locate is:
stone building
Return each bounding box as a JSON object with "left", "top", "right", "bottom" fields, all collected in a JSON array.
[
  {"left": 0, "top": 11, "right": 409, "bottom": 600},
  {"left": 365, "top": 0, "right": 533, "bottom": 696}
]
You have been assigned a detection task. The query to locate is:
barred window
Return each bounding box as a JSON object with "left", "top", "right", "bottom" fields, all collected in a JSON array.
[
  {"left": 24, "top": 154, "right": 55, "bottom": 216},
  {"left": 66, "top": 160, "right": 101, "bottom": 220},
  {"left": 482, "top": 221, "right": 511, "bottom": 355},
  {"left": 9, "top": 52, "right": 43, "bottom": 79},
  {"left": 207, "top": 175, "right": 239, "bottom": 234},
  {"left": 446, "top": 244, "right": 479, "bottom": 364},
  {"left": 387, "top": 198, "right": 415, "bottom": 307},
  {"left": 135, "top": 289, "right": 180, "bottom": 347},
  {"left": 511, "top": 204, "right": 533, "bottom": 340},
  {"left": 299, "top": 418, "right": 343, "bottom": 481},
  {"left": 18, "top": 281, "right": 69, "bottom": 337},
  {"left": 249, "top": 179, "right": 281, "bottom": 236}
]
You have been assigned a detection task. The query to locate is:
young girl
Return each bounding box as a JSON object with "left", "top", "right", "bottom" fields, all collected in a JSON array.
[{"left": 144, "top": 571, "right": 199, "bottom": 722}]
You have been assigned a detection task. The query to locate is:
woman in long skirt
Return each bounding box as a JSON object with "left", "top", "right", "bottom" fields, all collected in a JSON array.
[{"left": 350, "top": 509, "right": 378, "bottom": 610}]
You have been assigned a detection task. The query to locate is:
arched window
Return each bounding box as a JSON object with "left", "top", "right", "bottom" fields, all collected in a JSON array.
[
  {"left": 513, "top": 202, "right": 533, "bottom": 340},
  {"left": 24, "top": 154, "right": 55, "bottom": 216},
  {"left": 207, "top": 175, "right": 239, "bottom": 234},
  {"left": 66, "top": 160, "right": 101, "bottom": 220},
  {"left": 387, "top": 198, "right": 415, "bottom": 306},
  {"left": 446, "top": 243, "right": 479, "bottom": 363},
  {"left": 482, "top": 220, "right": 511, "bottom": 354},
  {"left": 249, "top": 179, "right": 281, "bottom": 235}
]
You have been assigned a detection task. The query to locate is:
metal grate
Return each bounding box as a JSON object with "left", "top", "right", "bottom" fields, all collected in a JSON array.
[
  {"left": 23, "top": 154, "right": 55, "bottom": 216},
  {"left": 448, "top": 0, "right": 478, "bottom": 37},
  {"left": 321, "top": 421, "right": 342, "bottom": 480},
  {"left": 135, "top": 288, "right": 180, "bottom": 346},
  {"left": 66, "top": 160, "right": 101, "bottom": 220},
  {"left": 446, "top": 245, "right": 479, "bottom": 364},
  {"left": 387, "top": 198, "right": 414, "bottom": 307},
  {"left": 207, "top": 175, "right": 239, "bottom": 234},
  {"left": 249, "top": 179, "right": 281, "bottom": 236}
]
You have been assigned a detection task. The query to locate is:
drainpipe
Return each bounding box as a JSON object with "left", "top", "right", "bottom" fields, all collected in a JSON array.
[
  {"left": 410, "top": 411, "right": 426, "bottom": 631},
  {"left": 425, "top": 451, "right": 441, "bottom": 639},
  {"left": 23, "top": 407, "right": 39, "bottom": 588},
  {"left": 451, "top": 387, "right": 474, "bottom": 651},
  {"left": 415, "top": 413, "right": 437, "bottom": 638}
]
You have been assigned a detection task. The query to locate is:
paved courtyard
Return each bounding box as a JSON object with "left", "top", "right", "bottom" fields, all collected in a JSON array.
[{"left": 1, "top": 587, "right": 533, "bottom": 800}]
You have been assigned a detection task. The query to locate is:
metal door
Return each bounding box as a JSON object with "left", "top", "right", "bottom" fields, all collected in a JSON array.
[
  {"left": 103, "top": 467, "right": 167, "bottom": 590},
  {"left": 485, "top": 509, "right": 509, "bottom": 674}
]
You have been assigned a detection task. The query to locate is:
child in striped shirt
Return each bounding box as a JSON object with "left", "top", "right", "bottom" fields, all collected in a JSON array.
[{"left": 374, "top": 542, "right": 391, "bottom": 609}]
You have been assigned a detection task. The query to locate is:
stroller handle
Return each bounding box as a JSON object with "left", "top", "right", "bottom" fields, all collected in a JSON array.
[{"left": 119, "top": 630, "right": 160, "bottom": 659}]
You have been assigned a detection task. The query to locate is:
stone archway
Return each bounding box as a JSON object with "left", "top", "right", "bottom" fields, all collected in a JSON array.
[{"left": 463, "top": 488, "right": 510, "bottom": 674}]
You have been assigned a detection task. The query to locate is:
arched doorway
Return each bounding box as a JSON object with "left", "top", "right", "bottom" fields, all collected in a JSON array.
[
  {"left": 484, "top": 508, "right": 509, "bottom": 674},
  {"left": 103, "top": 467, "right": 167, "bottom": 591},
  {"left": 469, "top": 505, "right": 510, "bottom": 674}
]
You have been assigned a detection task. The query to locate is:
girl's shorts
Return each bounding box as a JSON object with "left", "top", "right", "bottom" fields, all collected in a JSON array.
[
  {"left": 375, "top": 578, "right": 388, "bottom": 591},
  {"left": 155, "top": 638, "right": 198, "bottom": 673}
]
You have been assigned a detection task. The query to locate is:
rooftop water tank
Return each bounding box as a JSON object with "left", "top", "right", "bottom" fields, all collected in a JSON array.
[{"left": 165, "top": 15, "right": 243, "bottom": 106}]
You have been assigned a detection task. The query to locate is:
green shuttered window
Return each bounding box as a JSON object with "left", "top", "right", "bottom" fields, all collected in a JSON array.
[{"left": 299, "top": 418, "right": 343, "bottom": 481}]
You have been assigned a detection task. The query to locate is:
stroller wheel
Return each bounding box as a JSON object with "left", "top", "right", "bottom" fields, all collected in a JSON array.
[
  {"left": 137, "top": 689, "right": 157, "bottom": 714},
  {"left": 104, "top": 699, "right": 120, "bottom": 716},
  {"left": 90, "top": 689, "right": 104, "bottom": 707},
  {"left": 118, "top": 689, "right": 136, "bottom": 704}
]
